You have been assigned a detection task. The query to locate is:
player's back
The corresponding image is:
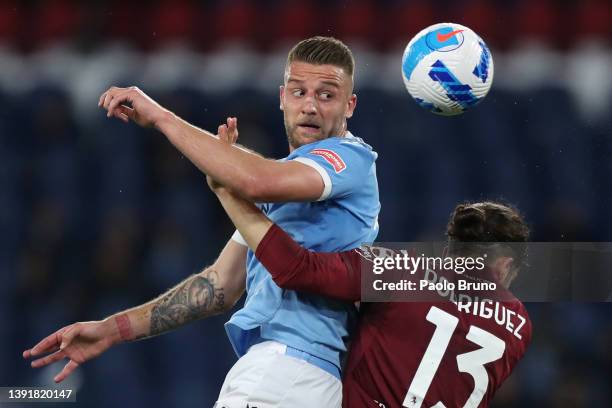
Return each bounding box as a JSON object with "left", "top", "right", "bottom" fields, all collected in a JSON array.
[
  {"left": 343, "top": 293, "right": 531, "bottom": 408},
  {"left": 249, "top": 202, "right": 532, "bottom": 407}
]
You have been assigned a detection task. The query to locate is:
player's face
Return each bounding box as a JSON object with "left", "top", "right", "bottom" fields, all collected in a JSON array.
[{"left": 280, "top": 61, "right": 357, "bottom": 150}]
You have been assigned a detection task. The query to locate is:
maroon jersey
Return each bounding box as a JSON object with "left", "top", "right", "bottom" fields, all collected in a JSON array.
[{"left": 256, "top": 224, "right": 532, "bottom": 408}]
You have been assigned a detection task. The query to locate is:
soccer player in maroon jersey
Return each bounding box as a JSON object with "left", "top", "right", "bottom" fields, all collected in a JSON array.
[{"left": 207, "top": 143, "right": 531, "bottom": 408}]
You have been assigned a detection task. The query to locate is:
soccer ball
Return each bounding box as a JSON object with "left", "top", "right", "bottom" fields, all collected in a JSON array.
[{"left": 401, "top": 23, "right": 494, "bottom": 116}]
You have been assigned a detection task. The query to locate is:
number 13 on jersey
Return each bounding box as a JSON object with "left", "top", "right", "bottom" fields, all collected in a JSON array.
[{"left": 403, "top": 306, "right": 506, "bottom": 408}]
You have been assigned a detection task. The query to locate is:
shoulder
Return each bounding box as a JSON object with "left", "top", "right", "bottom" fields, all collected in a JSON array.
[
  {"left": 498, "top": 299, "right": 532, "bottom": 353},
  {"left": 292, "top": 132, "right": 377, "bottom": 168},
  {"left": 324, "top": 132, "right": 377, "bottom": 158},
  {"left": 340, "top": 132, "right": 375, "bottom": 150},
  {"left": 293, "top": 132, "right": 375, "bottom": 153}
]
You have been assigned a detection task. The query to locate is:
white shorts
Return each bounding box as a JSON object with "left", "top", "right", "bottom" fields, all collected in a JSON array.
[{"left": 215, "top": 341, "right": 342, "bottom": 408}]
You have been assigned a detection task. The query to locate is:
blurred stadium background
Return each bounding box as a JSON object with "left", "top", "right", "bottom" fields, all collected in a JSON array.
[{"left": 1, "top": 0, "right": 611, "bottom": 406}]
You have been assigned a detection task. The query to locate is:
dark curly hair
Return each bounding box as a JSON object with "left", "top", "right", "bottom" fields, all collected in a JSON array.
[
  {"left": 446, "top": 201, "right": 530, "bottom": 272},
  {"left": 447, "top": 201, "right": 529, "bottom": 243}
]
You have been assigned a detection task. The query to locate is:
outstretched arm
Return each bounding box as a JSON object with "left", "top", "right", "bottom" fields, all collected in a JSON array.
[
  {"left": 98, "top": 87, "right": 324, "bottom": 202},
  {"left": 23, "top": 239, "right": 247, "bottom": 383}
]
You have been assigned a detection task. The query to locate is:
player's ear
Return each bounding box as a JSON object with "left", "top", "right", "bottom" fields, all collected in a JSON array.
[
  {"left": 279, "top": 86, "right": 285, "bottom": 111},
  {"left": 491, "top": 256, "right": 514, "bottom": 286},
  {"left": 345, "top": 94, "right": 357, "bottom": 119}
]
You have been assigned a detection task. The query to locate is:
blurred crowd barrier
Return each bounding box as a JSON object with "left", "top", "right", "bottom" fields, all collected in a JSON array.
[{"left": 0, "top": 41, "right": 611, "bottom": 123}]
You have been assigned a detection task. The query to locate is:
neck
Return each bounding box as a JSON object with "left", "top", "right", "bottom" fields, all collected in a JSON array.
[{"left": 287, "top": 125, "right": 349, "bottom": 153}]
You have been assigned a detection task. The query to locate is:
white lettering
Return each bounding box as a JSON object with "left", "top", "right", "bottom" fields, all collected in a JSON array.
[
  {"left": 373, "top": 257, "right": 384, "bottom": 274},
  {"left": 505, "top": 309, "right": 516, "bottom": 333},
  {"left": 480, "top": 299, "right": 494, "bottom": 319},
  {"left": 514, "top": 314, "right": 526, "bottom": 340}
]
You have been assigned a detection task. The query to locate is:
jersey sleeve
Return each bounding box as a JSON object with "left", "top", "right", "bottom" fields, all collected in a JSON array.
[
  {"left": 291, "top": 138, "right": 375, "bottom": 201},
  {"left": 230, "top": 229, "right": 248, "bottom": 246},
  {"left": 255, "top": 224, "right": 362, "bottom": 301}
]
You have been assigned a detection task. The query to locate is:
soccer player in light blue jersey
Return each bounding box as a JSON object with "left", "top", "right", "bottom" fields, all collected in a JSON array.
[{"left": 24, "top": 37, "right": 379, "bottom": 407}]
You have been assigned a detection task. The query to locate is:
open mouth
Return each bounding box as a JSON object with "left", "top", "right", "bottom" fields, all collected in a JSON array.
[{"left": 298, "top": 123, "right": 321, "bottom": 132}]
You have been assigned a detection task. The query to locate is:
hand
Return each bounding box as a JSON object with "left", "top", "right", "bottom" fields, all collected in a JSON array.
[
  {"left": 98, "top": 86, "right": 169, "bottom": 128},
  {"left": 207, "top": 117, "right": 239, "bottom": 192},
  {"left": 23, "top": 319, "right": 118, "bottom": 383}
]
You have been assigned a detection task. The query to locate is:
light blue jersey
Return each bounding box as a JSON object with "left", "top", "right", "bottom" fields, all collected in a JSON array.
[{"left": 225, "top": 132, "right": 380, "bottom": 368}]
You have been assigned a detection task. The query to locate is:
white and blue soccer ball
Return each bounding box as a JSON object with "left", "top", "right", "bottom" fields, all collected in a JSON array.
[{"left": 401, "top": 23, "right": 494, "bottom": 116}]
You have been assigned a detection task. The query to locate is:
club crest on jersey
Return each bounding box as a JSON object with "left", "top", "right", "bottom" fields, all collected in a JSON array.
[{"left": 309, "top": 149, "right": 346, "bottom": 173}]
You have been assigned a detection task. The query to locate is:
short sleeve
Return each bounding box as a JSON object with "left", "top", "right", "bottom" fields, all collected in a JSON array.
[
  {"left": 290, "top": 137, "right": 375, "bottom": 201},
  {"left": 231, "top": 229, "right": 247, "bottom": 246},
  {"left": 292, "top": 157, "right": 332, "bottom": 201}
]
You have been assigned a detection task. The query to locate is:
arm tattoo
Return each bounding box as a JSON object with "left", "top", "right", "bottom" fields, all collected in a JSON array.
[{"left": 149, "top": 269, "right": 226, "bottom": 336}]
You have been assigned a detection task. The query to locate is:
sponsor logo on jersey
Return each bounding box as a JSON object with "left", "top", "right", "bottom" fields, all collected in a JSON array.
[{"left": 309, "top": 148, "right": 347, "bottom": 173}]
